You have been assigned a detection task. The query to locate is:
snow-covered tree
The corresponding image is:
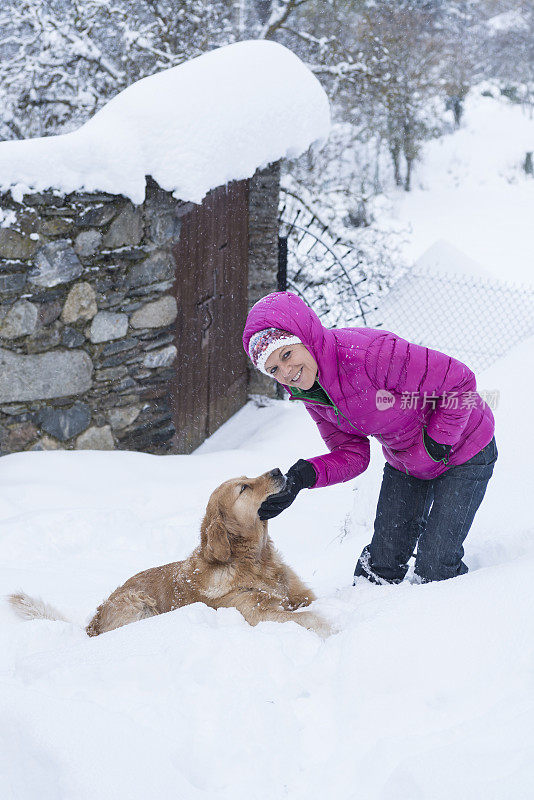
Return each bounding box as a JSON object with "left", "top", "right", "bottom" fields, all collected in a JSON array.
[
  {"left": 438, "top": 1, "right": 487, "bottom": 126},
  {"left": 0, "top": 1, "right": 319, "bottom": 140},
  {"left": 486, "top": 2, "right": 534, "bottom": 111},
  {"left": 0, "top": 0, "right": 236, "bottom": 140}
]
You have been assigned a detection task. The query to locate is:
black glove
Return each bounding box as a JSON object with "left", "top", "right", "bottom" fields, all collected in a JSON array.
[
  {"left": 423, "top": 428, "right": 452, "bottom": 464},
  {"left": 258, "top": 459, "right": 317, "bottom": 521}
]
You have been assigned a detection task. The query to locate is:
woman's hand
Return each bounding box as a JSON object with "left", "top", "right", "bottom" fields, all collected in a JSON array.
[
  {"left": 423, "top": 428, "right": 452, "bottom": 464},
  {"left": 258, "top": 459, "right": 317, "bottom": 520}
]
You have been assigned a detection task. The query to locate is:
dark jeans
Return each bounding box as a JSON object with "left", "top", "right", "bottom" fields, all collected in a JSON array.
[{"left": 353, "top": 437, "right": 498, "bottom": 584}]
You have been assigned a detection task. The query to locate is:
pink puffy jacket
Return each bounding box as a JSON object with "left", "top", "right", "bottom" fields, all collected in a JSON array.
[{"left": 242, "top": 292, "right": 495, "bottom": 488}]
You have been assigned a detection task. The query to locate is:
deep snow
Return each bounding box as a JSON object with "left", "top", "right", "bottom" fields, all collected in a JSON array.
[
  {"left": 1, "top": 331, "right": 533, "bottom": 800},
  {"left": 0, "top": 40, "right": 330, "bottom": 204},
  {"left": 389, "top": 89, "right": 534, "bottom": 286}
]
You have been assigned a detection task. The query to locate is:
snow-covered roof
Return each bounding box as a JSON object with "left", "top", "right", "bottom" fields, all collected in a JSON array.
[{"left": 0, "top": 40, "right": 330, "bottom": 205}]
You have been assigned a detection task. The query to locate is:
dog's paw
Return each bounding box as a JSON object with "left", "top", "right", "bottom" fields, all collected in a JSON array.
[
  {"left": 298, "top": 611, "right": 336, "bottom": 639},
  {"left": 314, "top": 617, "right": 338, "bottom": 640}
]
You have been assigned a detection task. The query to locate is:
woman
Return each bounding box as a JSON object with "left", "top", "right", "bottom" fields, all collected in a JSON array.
[{"left": 242, "top": 291, "right": 497, "bottom": 584}]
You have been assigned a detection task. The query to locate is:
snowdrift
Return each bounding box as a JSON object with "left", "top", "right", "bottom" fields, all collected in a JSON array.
[
  {"left": 0, "top": 40, "right": 330, "bottom": 204},
  {"left": 1, "top": 334, "right": 533, "bottom": 799}
]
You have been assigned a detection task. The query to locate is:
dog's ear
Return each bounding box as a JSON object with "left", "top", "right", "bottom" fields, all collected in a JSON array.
[{"left": 205, "top": 517, "right": 231, "bottom": 564}]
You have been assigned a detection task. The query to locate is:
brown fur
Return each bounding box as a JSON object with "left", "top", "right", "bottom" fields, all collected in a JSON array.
[{"left": 10, "top": 471, "right": 331, "bottom": 639}]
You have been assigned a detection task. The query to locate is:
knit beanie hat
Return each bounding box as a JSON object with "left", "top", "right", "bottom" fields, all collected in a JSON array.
[{"left": 248, "top": 328, "right": 302, "bottom": 376}]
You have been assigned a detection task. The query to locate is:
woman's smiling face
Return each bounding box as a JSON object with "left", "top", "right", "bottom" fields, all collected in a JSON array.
[{"left": 264, "top": 343, "right": 318, "bottom": 390}]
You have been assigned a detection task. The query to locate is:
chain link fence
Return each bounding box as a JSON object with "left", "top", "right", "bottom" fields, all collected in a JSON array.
[
  {"left": 367, "top": 269, "right": 534, "bottom": 373},
  {"left": 279, "top": 189, "right": 534, "bottom": 374}
]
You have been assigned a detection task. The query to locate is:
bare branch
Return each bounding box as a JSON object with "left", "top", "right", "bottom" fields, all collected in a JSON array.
[{"left": 260, "top": 0, "right": 312, "bottom": 40}]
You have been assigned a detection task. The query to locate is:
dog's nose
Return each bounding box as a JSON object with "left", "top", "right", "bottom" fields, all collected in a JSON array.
[{"left": 269, "top": 468, "right": 283, "bottom": 478}]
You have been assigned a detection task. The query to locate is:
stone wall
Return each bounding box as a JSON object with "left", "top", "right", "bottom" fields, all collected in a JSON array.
[
  {"left": 0, "top": 177, "right": 187, "bottom": 454},
  {"left": 0, "top": 169, "right": 281, "bottom": 456}
]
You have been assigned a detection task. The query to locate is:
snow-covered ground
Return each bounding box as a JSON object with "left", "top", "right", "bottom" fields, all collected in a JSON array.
[
  {"left": 390, "top": 89, "right": 534, "bottom": 286},
  {"left": 1, "top": 328, "right": 533, "bottom": 799}
]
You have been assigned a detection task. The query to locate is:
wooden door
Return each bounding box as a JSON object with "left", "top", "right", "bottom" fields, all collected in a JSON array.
[{"left": 171, "top": 181, "right": 249, "bottom": 453}]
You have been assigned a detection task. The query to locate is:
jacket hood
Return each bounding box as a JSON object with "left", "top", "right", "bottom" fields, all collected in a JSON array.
[{"left": 242, "top": 292, "right": 327, "bottom": 363}]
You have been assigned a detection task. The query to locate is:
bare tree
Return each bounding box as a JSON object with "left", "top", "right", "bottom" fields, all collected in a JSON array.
[{"left": 353, "top": 1, "right": 447, "bottom": 191}]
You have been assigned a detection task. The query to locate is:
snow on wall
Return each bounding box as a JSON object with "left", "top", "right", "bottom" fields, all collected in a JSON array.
[{"left": 0, "top": 40, "right": 330, "bottom": 205}]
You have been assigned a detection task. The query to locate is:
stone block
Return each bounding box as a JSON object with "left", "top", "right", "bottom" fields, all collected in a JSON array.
[
  {"left": 0, "top": 403, "right": 28, "bottom": 416},
  {"left": 74, "top": 193, "right": 117, "bottom": 204},
  {"left": 107, "top": 405, "right": 140, "bottom": 430},
  {"left": 41, "top": 207, "right": 75, "bottom": 218},
  {"left": 94, "top": 365, "right": 128, "bottom": 382},
  {"left": 95, "top": 288, "right": 126, "bottom": 308},
  {"left": 129, "top": 280, "right": 174, "bottom": 297},
  {"left": 116, "top": 376, "right": 138, "bottom": 391},
  {"left": 102, "top": 204, "right": 143, "bottom": 248},
  {"left": 147, "top": 213, "right": 182, "bottom": 246},
  {"left": 62, "top": 282, "right": 98, "bottom": 323},
  {"left": 90, "top": 311, "right": 128, "bottom": 343},
  {"left": 0, "top": 273, "right": 26, "bottom": 294},
  {"left": 127, "top": 251, "right": 175, "bottom": 288},
  {"left": 130, "top": 296, "right": 177, "bottom": 329},
  {"left": 15, "top": 209, "right": 39, "bottom": 236},
  {"left": 5, "top": 422, "right": 39, "bottom": 450},
  {"left": 142, "top": 332, "right": 175, "bottom": 350},
  {"left": 38, "top": 402, "right": 91, "bottom": 441},
  {"left": 23, "top": 192, "right": 58, "bottom": 207},
  {"left": 0, "top": 228, "right": 40, "bottom": 259},
  {"left": 0, "top": 348, "right": 93, "bottom": 402},
  {"left": 143, "top": 344, "right": 177, "bottom": 368},
  {"left": 39, "top": 217, "right": 73, "bottom": 236},
  {"left": 0, "top": 300, "right": 38, "bottom": 339},
  {"left": 101, "top": 337, "right": 138, "bottom": 356},
  {"left": 26, "top": 323, "right": 62, "bottom": 353},
  {"left": 31, "top": 436, "right": 62, "bottom": 451},
  {"left": 30, "top": 240, "right": 83, "bottom": 287},
  {"left": 76, "top": 425, "right": 115, "bottom": 450},
  {"left": 62, "top": 327, "right": 86, "bottom": 348},
  {"left": 76, "top": 204, "right": 118, "bottom": 227},
  {"left": 38, "top": 299, "right": 63, "bottom": 327},
  {"left": 74, "top": 230, "right": 102, "bottom": 257},
  {"left": 114, "top": 246, "right": 148, "bottom": 261},
  {"left": 99, "top": 349, "right": 141, "bottom": 368}
]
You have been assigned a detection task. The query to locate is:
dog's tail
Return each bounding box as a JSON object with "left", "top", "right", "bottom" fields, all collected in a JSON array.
[{"left": 7, "top": 591, "right": 69, "bottom": 623}]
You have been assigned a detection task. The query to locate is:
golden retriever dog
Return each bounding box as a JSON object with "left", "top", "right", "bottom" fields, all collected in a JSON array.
[{"left": 9, "top": 469, "right": 332, "bottom": 639}]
